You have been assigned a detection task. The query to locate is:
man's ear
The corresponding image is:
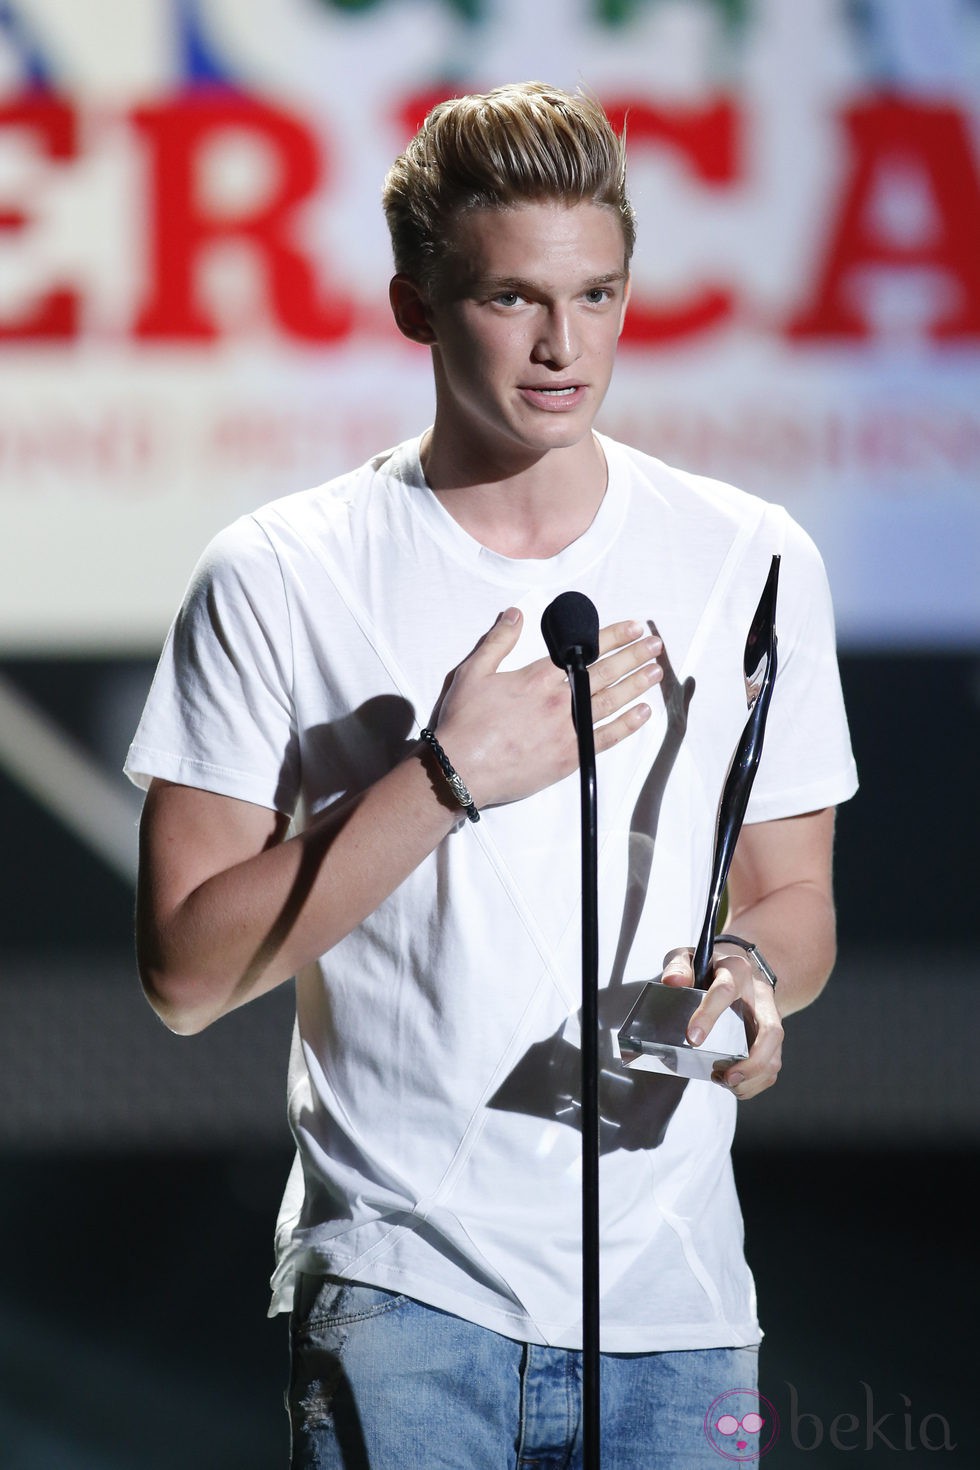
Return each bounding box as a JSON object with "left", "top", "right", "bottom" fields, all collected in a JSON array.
[{"left": 389, "top": 274, "right": 436, "bottom": 344}]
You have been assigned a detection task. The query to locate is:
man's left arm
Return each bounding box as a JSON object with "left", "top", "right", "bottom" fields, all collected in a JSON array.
[{"left": 661, "top": 806, "right": 837, "bottom": 1100}]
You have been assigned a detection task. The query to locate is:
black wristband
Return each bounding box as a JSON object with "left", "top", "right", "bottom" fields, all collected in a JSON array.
[
  {"left": 419, "top": 729, "right": 480, "bottom": 823},
  {"left": 714, "top": 933, "right": 778, "bottom": 990}
]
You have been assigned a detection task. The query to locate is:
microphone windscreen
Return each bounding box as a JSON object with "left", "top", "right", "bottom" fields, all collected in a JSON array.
[{"left": 541, "top": 591, "right": 600, "bottom": 668}]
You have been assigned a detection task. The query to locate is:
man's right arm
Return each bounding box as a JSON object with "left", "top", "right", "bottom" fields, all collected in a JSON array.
[{"left": 136, "top": 608, "right": 661, "bottom": 1035}]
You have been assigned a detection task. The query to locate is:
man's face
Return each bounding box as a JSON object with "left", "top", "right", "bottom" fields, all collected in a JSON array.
[{"left": 422, "top": 200, "right": 630, "bottom": 466}]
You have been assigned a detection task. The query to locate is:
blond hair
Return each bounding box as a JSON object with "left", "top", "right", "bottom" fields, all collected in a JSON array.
[{"left": 383, "top": 81, "right": 635, "bottom": 294}]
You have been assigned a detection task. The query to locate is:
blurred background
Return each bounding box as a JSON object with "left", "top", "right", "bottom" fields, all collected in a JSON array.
[{"left": 0, "top": 0, "right": 976, "bottom": 1464}]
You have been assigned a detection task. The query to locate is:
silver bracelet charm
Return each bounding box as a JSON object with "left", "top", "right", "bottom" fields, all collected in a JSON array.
[{"left": 419, "top": 728, "right": 480, "bottom": 823}]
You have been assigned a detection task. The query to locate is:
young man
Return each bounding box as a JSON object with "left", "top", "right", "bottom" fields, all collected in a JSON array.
[{"left": 127, "top": 83, "right": 857, "bottom": 1467}]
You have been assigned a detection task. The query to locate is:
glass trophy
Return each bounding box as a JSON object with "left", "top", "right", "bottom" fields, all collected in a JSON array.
[{"left": 618, "top": 555, "right": 780, "bottom": 1081}]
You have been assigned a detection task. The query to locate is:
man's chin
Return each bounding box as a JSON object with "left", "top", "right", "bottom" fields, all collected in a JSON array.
[{"left": 510, "top": 413, "right": 600, "bottom": 455}]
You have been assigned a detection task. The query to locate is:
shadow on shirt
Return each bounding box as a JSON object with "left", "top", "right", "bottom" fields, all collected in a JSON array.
[
  {"left": 489, "top": 630, "right": 697, "bottom": 1155},
  {"left": 288, "top": 635, "right": 698, "bottom": 1159}
]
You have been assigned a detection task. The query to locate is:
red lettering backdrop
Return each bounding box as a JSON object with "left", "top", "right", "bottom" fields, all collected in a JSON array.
[{"left": 0, "top": 0, "right": 977, "bottom": 650}]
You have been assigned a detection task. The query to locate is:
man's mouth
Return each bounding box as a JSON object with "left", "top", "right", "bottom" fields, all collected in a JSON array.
[{"left": 519, "top": 382, "right": 586, "bottom": 410}]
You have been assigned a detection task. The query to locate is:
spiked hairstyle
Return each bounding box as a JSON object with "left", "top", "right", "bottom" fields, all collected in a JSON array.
[{"left": 382, "top": 81, "right": 635, "bottom": 296}]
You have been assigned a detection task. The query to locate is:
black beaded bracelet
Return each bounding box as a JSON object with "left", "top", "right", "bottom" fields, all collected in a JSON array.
[
  {"left": 715, "top": 933, "right": 778, "bottom": 990},
  {"left": 419, "top": 728, "right": 480, "bottom": 823}
]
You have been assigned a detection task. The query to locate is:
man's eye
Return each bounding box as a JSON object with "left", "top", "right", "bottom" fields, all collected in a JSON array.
[
  {"left": 492, "top": 292, "right": 523, "bottom": 307},
  {"left": 585, "top": 288, "right": 611, "bottom": 304}
]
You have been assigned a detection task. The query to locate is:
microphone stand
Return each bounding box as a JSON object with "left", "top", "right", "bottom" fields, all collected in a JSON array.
[
  {"left": 542, "top": 589, "right": 602, "bottom": 1468},
  {"left": 565, "top": 657, "right": 601, "bottom": 1470}
]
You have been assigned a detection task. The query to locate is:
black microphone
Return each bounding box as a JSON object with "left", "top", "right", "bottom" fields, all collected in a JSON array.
[{"left": 541, "top": 591, "right": 600, "bottom": 669}]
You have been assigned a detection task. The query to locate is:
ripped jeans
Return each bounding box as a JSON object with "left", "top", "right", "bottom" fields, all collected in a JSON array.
[{"left": 286, "top": 1274, "right": 761, "bottom": 1469}]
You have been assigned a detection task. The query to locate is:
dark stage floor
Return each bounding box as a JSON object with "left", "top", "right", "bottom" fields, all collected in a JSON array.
[{"left": 0, "top": 1146, "right": 972, "bottom": 1468}]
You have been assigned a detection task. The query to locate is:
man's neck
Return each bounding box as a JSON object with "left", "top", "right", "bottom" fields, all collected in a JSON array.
[{"left": 420, "top": 431, "right": 608, "bottom": 560}]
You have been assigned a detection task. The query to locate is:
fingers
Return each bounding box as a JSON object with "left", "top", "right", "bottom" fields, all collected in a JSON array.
[
  {"left": 658, "top": 947, "right": 783, "bottom": 1101},
  {"left": 596, "top": 618, "right": 655, "bottom": 658},
  {"left": 586, "top": 624, "right": 662, "bottom": 742},
  {"left": 687, "top": 956, "right": 744, "bottom": 1042},
  {"left": 699, "top": 957, "right": 783, "bottom": 1100},
  {"left": 592, "top": 623, "right": 662, "bottom": 698},
  {"left": 591, "top": 699, "right": 652, "bottom": 754},
  {"left": 590, "top": 642, "right": 663, "bottom": 724},
  {"left": 713, "top": 1018, "right": 783, "bottom": 1100}
]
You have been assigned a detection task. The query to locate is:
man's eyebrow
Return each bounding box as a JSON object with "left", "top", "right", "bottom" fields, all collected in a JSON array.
[
  {"left": 582, "top": 270, "right": 629, "bottom": 287},
  {"left": 471, "top": 269, "right": 629, "bottom": 294}
]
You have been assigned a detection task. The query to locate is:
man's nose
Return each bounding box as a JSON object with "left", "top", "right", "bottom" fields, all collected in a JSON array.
[{"left": 531, "top": 307, "right": 580, "bottom": 369}]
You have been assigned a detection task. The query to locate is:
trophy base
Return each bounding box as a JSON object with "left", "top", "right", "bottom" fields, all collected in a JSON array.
[{"left": 617, "top": 980, "right": 748, "bottom": 1082}]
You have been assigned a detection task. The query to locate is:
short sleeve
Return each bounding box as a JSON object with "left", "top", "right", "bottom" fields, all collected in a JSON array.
[
  {"left": 743, "top": 512, "right": 858, "bottom": 823},
  {"left": 125, "top": 516, "right": 300, "bottom": 815}
]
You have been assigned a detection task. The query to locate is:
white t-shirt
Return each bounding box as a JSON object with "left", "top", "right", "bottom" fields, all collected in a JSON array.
[{"left": 126, "top": 434, "right": 857, "bottom": 1352}]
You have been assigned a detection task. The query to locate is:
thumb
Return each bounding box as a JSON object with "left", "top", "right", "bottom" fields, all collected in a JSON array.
[
  {"left": 661, "top": 948, "right": 695, "bottom": 988},
  {"left": 473, "top": 606, "right": 523, "bottom": 670}
]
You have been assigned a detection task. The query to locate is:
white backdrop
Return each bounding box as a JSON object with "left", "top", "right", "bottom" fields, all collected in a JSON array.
[{"left": 1, "top": 0, "right": 978, "bottom": 651}]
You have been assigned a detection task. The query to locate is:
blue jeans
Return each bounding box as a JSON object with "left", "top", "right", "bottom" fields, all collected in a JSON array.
[{"left": 287, "top": 1275, "right": 760, "bottom": 1468}]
